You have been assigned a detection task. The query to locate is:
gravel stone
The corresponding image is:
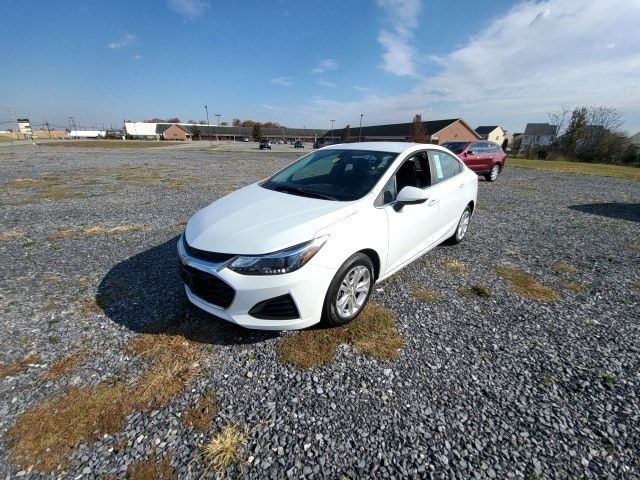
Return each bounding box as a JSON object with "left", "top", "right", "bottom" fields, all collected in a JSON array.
[{"left": 0, "top": 143, "right": 638, "bottom": 479}]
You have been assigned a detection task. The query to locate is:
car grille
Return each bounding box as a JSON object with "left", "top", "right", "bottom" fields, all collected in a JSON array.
[
  {"left": 178, "top": 263, "right": 235, "bottom": 309},
  {"left": 249, "top": 294, "right": 300, "bottom": 320},
  {"left": 183, "top": 236, "right": 236, "bottom": 264}
]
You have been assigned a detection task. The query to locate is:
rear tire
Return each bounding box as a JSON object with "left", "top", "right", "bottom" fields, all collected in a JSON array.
[
  {"left": 445, "top": 206, "right": 472, "bottom": 245},
  {"left": 323, "top": 253, "right": 374, "bottom": 326},
  {"left": 485, "top": 164, "right": 501, "bottom": 182}
]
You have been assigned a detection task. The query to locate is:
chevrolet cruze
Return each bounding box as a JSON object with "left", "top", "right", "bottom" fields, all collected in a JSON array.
[{"left": 178, "top": 142, "right": 478, "bottom": 330}]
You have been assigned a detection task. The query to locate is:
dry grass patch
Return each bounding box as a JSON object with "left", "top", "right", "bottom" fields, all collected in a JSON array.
[
  {"left": 7, "top": 382, "right": 131, "bottom": 471},
  {"left": 41, "top": 351, "right": 87, "bottom": 382},
  {"left": 633, "top": 282, "right": 640, "bottom": 291},
  {"left": 0, "top": 230, "right": 22, "bottom": 240},
  {"left": 202, "top": 423, "right": 248, "bottom": 475},
  {"left": 551, "top": 261, "right": 577, "bottom": 273},
  {"left": 459, "top": 284, "right": 492, "bottom": 298},
  {"left": 78, "top": 297, "right": 101, "bottom": 316},
  {"left": 183, "top": 393, "right": 220, "bottom": 432},
  {"left": 413, "top": 288, "right": 441, "bottom": 303},
  {"left": 48, "top": 224, "right": 147, "bottom": 240},
  {"left": 626, "top": 243, "right": 640, "bottom": 252},
  {"left": 0, "top": 354, "right": 40, "bottom": 379},
  {"left": 127, "top": 454, "right": 176, "bottom": 480},
  {"left": 495, "top": 265, "right": 560, "bottom": 301},
  {"left": 125, "top": 333, "right": 203, "bottom": 410},
  {"left": 562, "top": 282, "right": 584, "bottom": 293},
  {"left": 443, "top": 259, "right": 466, "bottom": 272},
  {"left": 277, "top": 302, "right": 404, "bottom": 369},
  {"left": 8, "top": 331, "right": 205, "bottom": 472}
]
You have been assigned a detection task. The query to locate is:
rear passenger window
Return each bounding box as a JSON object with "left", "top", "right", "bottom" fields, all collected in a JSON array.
[{"left": 430, "top": 151, "right": 462, "bottom": 183}]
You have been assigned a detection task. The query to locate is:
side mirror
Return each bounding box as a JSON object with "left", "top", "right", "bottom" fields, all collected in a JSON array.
[
  {"left": 466, "top": 150, "right": 473, "bottom": 155},
  {"left": 394, "top": 186, "right": 428, "bottom": 211}
]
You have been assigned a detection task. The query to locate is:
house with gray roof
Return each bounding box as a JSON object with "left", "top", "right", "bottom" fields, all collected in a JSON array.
[
  {"left": 475, "top": 126, "right": 506, "bottom": 145},
  {"left": 521, "top": 123, "right": 557, "bottom": 149}
]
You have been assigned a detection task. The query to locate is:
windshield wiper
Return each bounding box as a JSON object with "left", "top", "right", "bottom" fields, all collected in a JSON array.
[{"left": 273, "top": 184, "right": 338, "bottom": 201}]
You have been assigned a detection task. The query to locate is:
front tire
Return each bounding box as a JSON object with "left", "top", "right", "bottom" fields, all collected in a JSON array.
[{"left": 323, "top": 253, "right": 374, "bottom": 326}]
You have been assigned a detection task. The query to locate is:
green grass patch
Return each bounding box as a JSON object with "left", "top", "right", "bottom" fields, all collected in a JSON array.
[{"left": 509, "top": 158, "right": 640, "bottom": 181}]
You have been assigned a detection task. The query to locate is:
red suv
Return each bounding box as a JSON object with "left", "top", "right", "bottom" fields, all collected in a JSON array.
[{"left": 441, "top": 141, "right": 506, "bottom": 182}]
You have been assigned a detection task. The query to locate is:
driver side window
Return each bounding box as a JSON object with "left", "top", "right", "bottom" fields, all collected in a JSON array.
[{"left": 375, "top": 152, "right": 431, "bottom": 206}]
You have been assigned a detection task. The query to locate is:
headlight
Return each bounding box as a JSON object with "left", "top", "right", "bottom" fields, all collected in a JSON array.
[{"left": 228, "top": 236, "right": 328, "bottom": 275}]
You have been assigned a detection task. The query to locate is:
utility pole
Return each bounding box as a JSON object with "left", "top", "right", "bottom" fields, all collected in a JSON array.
[
  {"left": 359, "top": 114, "right": 363, "bottom": 142},
  {"left": 204, "top": 105, "right": 211, "bottom": 148},
  {"left": 43, "top": 119, "right": 51, "bottom": 139},
  {"left": 330, "top": 119, "right": 335, "bottom": 143},
  {"left": 215, "top": 114, "right": 221, "bottom": 141}
]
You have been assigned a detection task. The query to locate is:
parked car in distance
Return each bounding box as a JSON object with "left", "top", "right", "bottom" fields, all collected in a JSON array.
[
  {"left": 259, "top": 139, "right": 271, "bottom": 150},
  {"left": 242, "top": 137, "right": 249, "bottom": 142},
  {"left": 441, "top": 141, "right": 506, "bottom": 181},
  {"left": 294, "top": 140, "right": 304, "bottom": 148},
  {"left": 179, "top": 142, "right": 478, "bottom": 330}
]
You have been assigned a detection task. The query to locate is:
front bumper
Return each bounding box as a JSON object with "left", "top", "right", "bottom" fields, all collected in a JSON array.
[{"left": 177, "top": 235, "right": 335, "bottom": 330}]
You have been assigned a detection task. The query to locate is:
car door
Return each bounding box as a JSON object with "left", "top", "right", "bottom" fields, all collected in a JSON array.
[
  {"left": 428, "top": 150, "right": 470, "bottom": 242},
  {"left": 463, "top": 142, "right": 483, "bottom": 171},
  {"left": 380, "top": 152, "right": 441, "bottom": 273}
]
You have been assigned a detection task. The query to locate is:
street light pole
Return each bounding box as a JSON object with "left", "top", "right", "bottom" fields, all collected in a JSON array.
[
  {"left": 330, "top": 119, "right": 335, "bottom": 144},
  {"left": 204, "top": 105, "right": 211, "bottom": 148},
  {"left": 215, "top": 114, "right": 221, "bottom": 142},
  {"left": 359, "top": 114, "right": 363, "bottom": 142}
]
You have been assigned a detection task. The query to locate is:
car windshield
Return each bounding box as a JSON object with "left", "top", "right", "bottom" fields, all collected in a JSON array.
[
  {"left": 442, "top": 142, "right": 469, "bottom": 154},
  {"left": 261, "top": 149, "right": 399, "bottom": 201}
]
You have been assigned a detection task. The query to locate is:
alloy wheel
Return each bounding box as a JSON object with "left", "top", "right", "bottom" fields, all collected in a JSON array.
[{"left": 335, "top": 265, "right": 371, "bottom": 319}]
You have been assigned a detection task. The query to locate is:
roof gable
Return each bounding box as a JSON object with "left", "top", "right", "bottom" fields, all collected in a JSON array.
[{"left": 475, "top": 126, "right": 499, "bottom": 134}]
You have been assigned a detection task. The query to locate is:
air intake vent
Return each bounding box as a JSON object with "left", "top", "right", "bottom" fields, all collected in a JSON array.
[
  {"left": 178, "top": 263, "right": 235, "bottom": 308},
  {"left": 249, "top": 294, "right": 300, "bottom": 320}
]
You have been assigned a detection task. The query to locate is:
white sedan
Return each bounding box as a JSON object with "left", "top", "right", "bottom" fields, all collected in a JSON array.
[{"left": 178, "top": 142, "right": 477, "bottom": 330}]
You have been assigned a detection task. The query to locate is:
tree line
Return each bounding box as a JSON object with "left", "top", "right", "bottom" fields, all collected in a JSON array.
[{"left": 543, "top": 106, "right": 638, "bottom": 165}]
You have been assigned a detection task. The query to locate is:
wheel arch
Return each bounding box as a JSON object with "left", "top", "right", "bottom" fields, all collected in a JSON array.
[{"left": 358, "top": 248, "right": 381, "bottom": 281}]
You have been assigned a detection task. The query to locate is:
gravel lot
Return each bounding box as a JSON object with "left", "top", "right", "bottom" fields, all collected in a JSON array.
[{"left": 1, "top": 143, "right": 639, "bottom": 479}]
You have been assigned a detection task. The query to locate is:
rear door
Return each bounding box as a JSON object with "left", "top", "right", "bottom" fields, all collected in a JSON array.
[{"left": 428, "top": 150, "right": 470, "bottom": 242}]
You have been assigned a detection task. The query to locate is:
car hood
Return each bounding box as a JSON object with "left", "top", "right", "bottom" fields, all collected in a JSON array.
[{"left": 185, "top": 183, "right": 358, "bottom": 254}]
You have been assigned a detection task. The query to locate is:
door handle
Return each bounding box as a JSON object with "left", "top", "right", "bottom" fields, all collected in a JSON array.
[{"left": 427, "top": 199, "right": 438, "bottom": 206}]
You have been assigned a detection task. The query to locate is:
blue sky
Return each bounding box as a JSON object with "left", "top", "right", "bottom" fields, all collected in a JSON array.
[{"left": 2, "top": 0, "right": 640, "bottom": 134}]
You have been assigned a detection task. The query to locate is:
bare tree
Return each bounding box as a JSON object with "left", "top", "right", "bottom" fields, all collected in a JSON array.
[
  {"left": 411, "top": 114, "right": 428, "bottom": 143},
  {"left": 548, "top": 105, "right": 571, "bottom": 138}
]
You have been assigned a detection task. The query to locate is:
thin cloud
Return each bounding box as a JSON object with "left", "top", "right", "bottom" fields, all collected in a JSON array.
[
  {"left": 311, "top": 58, "right": 339, "bottom": 74},
  {"left": 376, "top": 0, "right": 421, "bottom": 76},
  {"left": 317, "top": 79, "right": 338, "bottom": 88},
  {"left": 353, "top": 85, "right": 370, "bottom": 92},
  {"left": 298, "top": 0, "right": 640, "bottom": 131},
  {"left": 271, "top": 77, "right": 294, "bottom": 86},
  {"left": 108, "top": 32, "right": 136, "bottom": 49},
  {"left": 167, "top": 0, "right": 208, "bottom": 19}
]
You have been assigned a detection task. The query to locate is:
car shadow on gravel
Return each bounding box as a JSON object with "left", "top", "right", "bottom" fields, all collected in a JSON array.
[
  {"left": 96, "top": 236, "right": 278, "bottom": 345},
  {"left": 569, "top": 202, "right": 640, "bottom": 222}
]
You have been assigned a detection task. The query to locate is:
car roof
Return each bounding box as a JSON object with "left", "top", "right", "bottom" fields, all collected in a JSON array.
[{"left": 320, "top": 141, "right": 448, "bottom": 154}]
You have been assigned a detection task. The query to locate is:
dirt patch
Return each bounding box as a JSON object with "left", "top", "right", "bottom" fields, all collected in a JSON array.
[
  {"left": 626, "top": 243, "right": 640, "bottom": 251},
  {"left": 276, "top": 302, "right": 404, "bottom": 369},
  {"left": 0, "top": 354, "right": 40, "bottom": 379},
  {"left": 495, "top": 265, "right": 560, "bottom": 301}
]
